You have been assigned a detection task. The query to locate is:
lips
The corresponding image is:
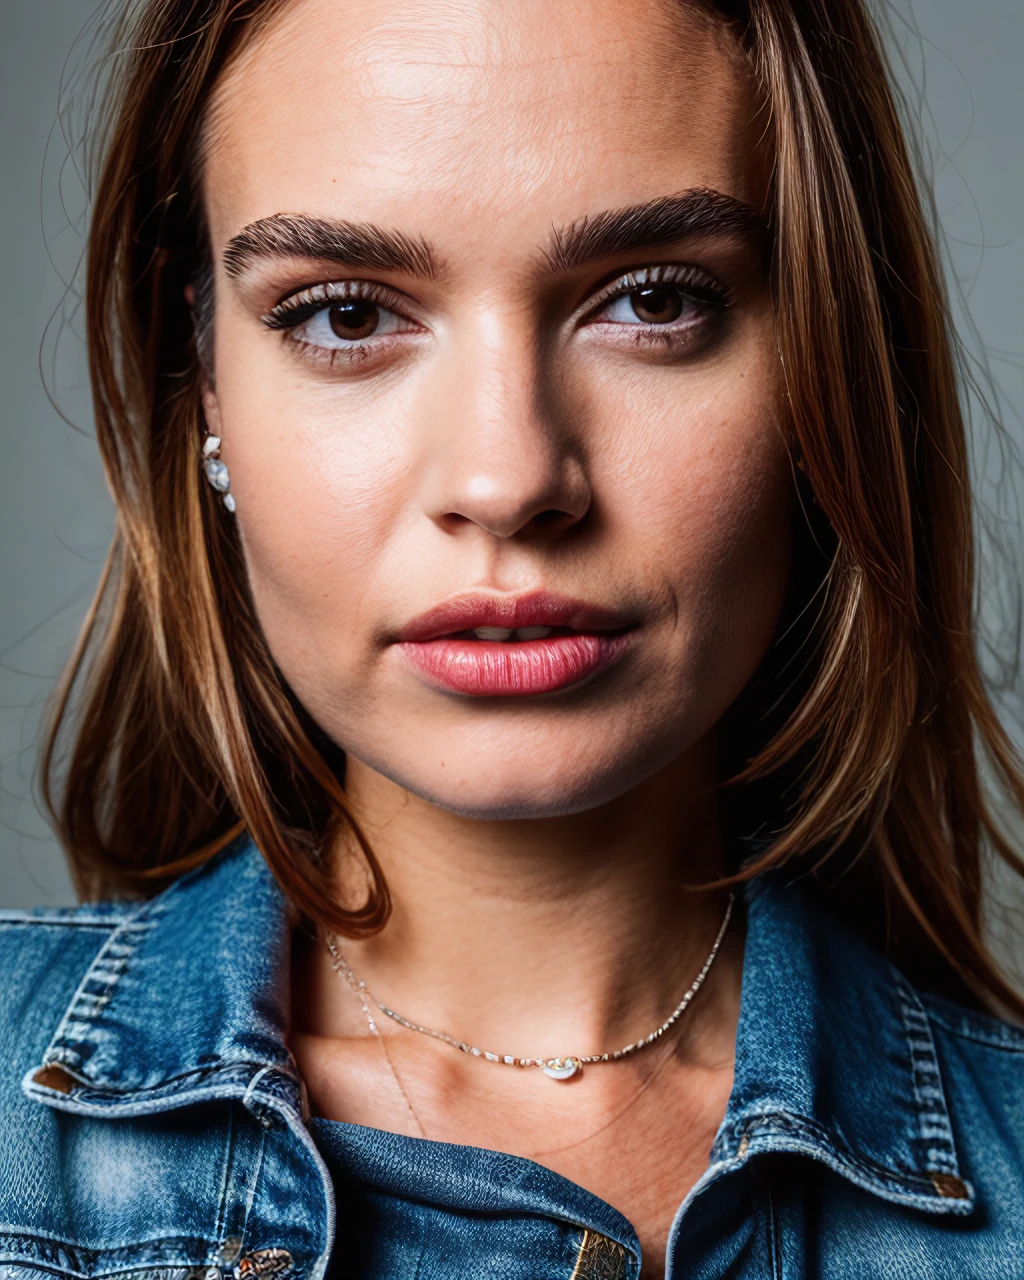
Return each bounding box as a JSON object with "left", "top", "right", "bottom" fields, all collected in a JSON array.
[{"left": 395, "top": 592, "right": 636, "bottom": 696}]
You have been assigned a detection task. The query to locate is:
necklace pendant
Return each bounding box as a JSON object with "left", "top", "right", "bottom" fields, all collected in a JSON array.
[{"left": 542, "top": 1057, "right": 580, "bottom": 1081}]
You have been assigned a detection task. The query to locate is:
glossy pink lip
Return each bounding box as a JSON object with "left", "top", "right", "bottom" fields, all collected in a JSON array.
[{"left": 395, "top": 592, "right": 636, "bottom": 697}]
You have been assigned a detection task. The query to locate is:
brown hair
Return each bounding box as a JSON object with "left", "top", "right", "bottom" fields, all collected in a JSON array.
[{"left": 43, "top": 0, "right": 1024, "bottom": 1013}]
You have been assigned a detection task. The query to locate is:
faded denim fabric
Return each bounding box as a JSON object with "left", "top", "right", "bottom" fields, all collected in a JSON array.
[{"left": 0, "top": 837, "right": 1022, "bottom": 1280}]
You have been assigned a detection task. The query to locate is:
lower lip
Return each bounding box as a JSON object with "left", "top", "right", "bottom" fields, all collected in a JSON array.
[{"left": 397, "top": 632, "right": 632, "bottom": 697}]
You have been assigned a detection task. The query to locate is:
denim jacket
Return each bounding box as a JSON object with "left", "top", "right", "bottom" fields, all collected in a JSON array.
[{"left": 1, "top": 837, "right": 1022, "bottom": 1279}]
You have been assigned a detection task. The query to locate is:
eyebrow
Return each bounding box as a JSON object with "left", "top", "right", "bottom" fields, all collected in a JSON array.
[
  {"left": 221, "top": 188, "right": 768, "bottom": 285},
  {"left": 543, "top": 189, "right": 770, "bottom": 274},
  {"left": 222, "top": 213, "right": 441, "bottom": 281}
]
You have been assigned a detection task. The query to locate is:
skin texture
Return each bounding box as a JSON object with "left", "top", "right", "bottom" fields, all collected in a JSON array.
[{"left": 200, "top": 0, "right": 792, "bottom": 1273}]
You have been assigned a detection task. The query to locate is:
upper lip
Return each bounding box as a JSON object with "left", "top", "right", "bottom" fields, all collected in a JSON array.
[{"left": 396, "top": 591, "right": 637, "bottom": 642}]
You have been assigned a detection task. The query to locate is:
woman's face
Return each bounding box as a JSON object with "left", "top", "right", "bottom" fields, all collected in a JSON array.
[{"left": 201, "top": 0, "right": 791, "bottom": 818}]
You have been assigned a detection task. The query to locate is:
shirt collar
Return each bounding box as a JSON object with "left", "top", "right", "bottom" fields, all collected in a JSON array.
[{"left": 25, "top": 837, "right": 972, "bottom": 1215}]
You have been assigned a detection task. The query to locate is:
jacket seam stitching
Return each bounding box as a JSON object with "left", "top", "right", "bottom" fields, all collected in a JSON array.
[
  {"left": 0, "top": 1229, "right": 223, "bottom": 1271},
  {"left": 239, "top": 1126, "right": 268, "bottom": 1249},
  {"left": 739, "top": 1129, "right": 972, "bottom": 1213},
  {"left": 41, "top": 902, "right": 166, "bottom": 1072},
  {"left": 739, "top": 1111, "right": 949, "bottom": 1195},
  {"left": 23, "top": 1061, "right": 301, "bottom": 1111},
  {"left": 0, "top": 918, "right": 125, "bottom": 931},
  {"left": 767, "top": 1188, "right": 781, "bottom": 1280},
  {"left": 924, "top": 1009, "right": 1024, "bottom": 1052},
  {"left": 248, "top": 1087, "right": 335, "bottom": 1280},
  {"left": 893, "top": 972, "right": 959, "bottom": 1178},
  {"left": 212, "top": 1102, "right": 236, "bottom": 1251}
]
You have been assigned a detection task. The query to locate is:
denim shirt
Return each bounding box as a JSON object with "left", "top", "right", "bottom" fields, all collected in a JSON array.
[{"left": 1, "top": 837, "right": 1022, "bottom": 1280}]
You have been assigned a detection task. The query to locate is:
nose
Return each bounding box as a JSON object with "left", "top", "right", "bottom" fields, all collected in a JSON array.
[{"left": 420, "top": 328, "right": 591, "bottom": 540}]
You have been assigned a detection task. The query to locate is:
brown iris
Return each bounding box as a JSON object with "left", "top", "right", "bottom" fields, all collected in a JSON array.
[
  {"left": 328, "top": 299, "right": 380, "bottom": 340},
  {"left": 629, "top": 285, "right": 684, "bottom": 324}
]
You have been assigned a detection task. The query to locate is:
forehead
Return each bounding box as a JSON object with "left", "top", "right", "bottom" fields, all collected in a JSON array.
[{"left": 205, "top": 0, "right": 757, "bottom": 255}]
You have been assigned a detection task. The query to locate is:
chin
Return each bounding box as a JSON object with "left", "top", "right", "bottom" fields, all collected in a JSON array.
[
  {"left": 398, "top": 776, "right": 635, "bottom": 822},
  {"left": 355, "top": 728, "right": 684, "bottom": 821}
]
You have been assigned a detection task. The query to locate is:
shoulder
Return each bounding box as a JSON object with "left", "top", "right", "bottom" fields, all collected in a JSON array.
[
  {"left": 0, "top": 901, "right": 139, "bottom": 956},
  {"left": 0, "top": 901, "right": 135, "bottom": 933},
  {"left": 0, "top": 899, "right": 134, "bottom": 975}
]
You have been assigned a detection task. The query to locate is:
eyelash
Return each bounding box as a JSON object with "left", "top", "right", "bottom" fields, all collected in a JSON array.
[
  {"left": 580, "top": 264, "right": 730, "bottom": 353},
  {"left": 263, "top": 280, "right": 413, "bottom": 328},
  {"left": 261, "top": 263, "right": 730, "bottom": 365},
  {"left": 584, "top": 264, "right": 729, "bottom": 322}
]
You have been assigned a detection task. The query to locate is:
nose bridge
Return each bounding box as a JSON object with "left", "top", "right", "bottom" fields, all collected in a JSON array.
[{"left": 420, "top": 312, "right": 589, "bottom": 539}]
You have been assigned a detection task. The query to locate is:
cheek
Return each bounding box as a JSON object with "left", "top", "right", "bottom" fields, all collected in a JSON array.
[
  {"left": 668, "top": 410, "right": 790, "bottom": 621},
  {"left": 210, "top": 354, "right": 417, "bottom": 677},
  {"left": 575, "top": 338, "right": 792, "bottom": 759},
  {"left": 590, "top": 349, "right": 791, "bottom": 629}
]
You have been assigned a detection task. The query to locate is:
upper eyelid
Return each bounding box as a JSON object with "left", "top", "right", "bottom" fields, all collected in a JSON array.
[
  {"left": 261, "top": 260, "right": 730, "bottom": 331},
  {"left": 559, "top": 266, "right": 731, "bottom": 332},
  {"left": 262, "top": 278, "right": 414, "bottom": 327},
  {"left": 585, "top": 263, "right": 730, "bottom": 311}
]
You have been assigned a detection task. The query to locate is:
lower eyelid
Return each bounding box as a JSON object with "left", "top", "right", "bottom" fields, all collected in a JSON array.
[
  {"left": 581, "top": 308, "right": 724, "bottom": 353},
  {"left": 592, "top": 292, "right": 719, "bottom": 327},
  {"left": 595, "top": 314, "right": 705, "bottom": 328},
  {"left": 590, "top": 307, "right": 708, "bottom": 329},
  {"left": 284, "top": 337, "right": 392, "bottom": 371},
  {"left": 282, "top": 324, "right": 428, "bottom": 370},
  {"left": 290, "top": 305, "right": 412, "bottom": 347}
]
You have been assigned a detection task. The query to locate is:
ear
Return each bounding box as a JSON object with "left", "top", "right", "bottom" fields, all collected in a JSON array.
[
  {"left": 201, "top": 383, "right": 224, "bottom": 435},
  {"left": 184, "top": 283, "right": 196, "bottom": 306}
]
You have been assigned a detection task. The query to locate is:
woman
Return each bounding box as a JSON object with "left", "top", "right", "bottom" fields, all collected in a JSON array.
[{"left": 2, "top": 0, "right": 1022, "bottom": 1276}]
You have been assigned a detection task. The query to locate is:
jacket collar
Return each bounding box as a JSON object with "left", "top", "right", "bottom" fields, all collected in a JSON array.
[
  {"left": 25, "top": 836, "right": 299, "bottom": 1114},
  {"left": 714, "top": 871, "right": 973, "bottom": 1214},
  {"left": 25, "top": 837, "right": 972, "bottom": 1215}
]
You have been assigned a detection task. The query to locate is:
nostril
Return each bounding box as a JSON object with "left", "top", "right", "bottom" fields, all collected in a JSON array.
[
  {"left": 437, "top": 503, "right": 581, "bottom": 539},
  {"left": 532, "top": 509, "right": 567, "bottom": 528}
]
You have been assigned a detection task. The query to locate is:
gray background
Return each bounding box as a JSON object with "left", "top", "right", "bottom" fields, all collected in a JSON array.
[{"left": 1, "top": 4, "right": 1022, "bottom": 942}]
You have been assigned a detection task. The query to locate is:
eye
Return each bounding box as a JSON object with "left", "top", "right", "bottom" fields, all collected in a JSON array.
[
  {"left": 603, "top": 284, "right": 687, "bottom": 325},
  {"left": 587, "top": 266, "right": 728, "bottom": 330},
  {"left": 296, "top": 297, "right": 409, "bottom": 348},
  {"left": 262, "top": 282, "right": 420, "bottom": 352}
]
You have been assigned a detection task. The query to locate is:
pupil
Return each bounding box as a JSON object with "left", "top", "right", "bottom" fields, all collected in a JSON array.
[
  {"left": 630, "top": 285, "right": 683, "bottom": 325},
  {"left": 329, "top": 299, "right": 380, "bottom": 340}
]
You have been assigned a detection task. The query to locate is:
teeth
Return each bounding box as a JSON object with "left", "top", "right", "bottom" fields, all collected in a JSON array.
[{"left": 469, "top": 625, "right": 555, "bottom": 642}]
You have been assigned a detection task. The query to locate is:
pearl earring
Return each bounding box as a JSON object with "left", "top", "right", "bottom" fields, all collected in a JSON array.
[{"left": 202, "top": 434, "right": 236, "bottom": 513}]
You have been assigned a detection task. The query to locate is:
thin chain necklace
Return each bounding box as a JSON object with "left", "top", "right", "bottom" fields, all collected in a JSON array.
[{"left": 324, "top": 892, "right": 734, "bottom": 1083}]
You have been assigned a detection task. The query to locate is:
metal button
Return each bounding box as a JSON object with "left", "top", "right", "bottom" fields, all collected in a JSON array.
[
  {"left": 30, "top": 1064, "right": 76, "bottom": 1094},
  {"left": 235, "top": 1249, "right": 294, "bottom": 1280},
  {"left": 931, "top": 1172, "right": 970, "bottom": 1200},
  {"left": 570, "top": 1230, "right": 628, "bottom": 1280}
]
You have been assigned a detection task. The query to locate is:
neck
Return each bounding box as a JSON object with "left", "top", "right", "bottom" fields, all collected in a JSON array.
[{"left": 313, "top": 743, "right": 741, "bottom": 1061}]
